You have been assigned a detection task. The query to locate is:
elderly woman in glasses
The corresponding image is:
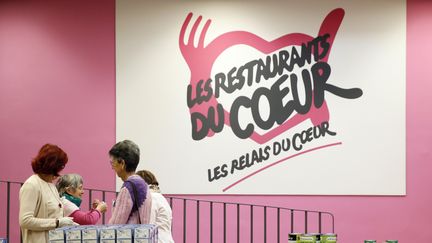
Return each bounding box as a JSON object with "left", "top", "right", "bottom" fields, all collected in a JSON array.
[
  {"left": 56, "top": 174, "right": 107, "bottom": 225},
  {"left": 19, "top": 144, "right": 77, "bottom": 243},
  {"left": 108, "top": 140, "right": 152, "bottom": 224}
]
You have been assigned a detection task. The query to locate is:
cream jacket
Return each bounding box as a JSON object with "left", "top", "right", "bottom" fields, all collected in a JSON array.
[
  {"left": 19, "top": 174, "right": 64, "bottom": 243},
  {"left": 149, "top": 191, "right": 174, "bottom": 243}
]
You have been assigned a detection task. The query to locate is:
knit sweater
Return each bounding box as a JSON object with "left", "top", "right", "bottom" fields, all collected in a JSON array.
[
  {"left": 149, "top": 190, "right": 174, "bottom": 243},
  {"left": 19, "top": 175, "right": 64, "bottom": 243},
  {"left": 109, "top": 175, "right": 152, "bottom": 224}
]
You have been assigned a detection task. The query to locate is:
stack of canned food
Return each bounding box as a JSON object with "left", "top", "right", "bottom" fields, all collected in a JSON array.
[
  {"left": 288, "top": 233, "right": 337, "bottom": 242},
  {"left": 48, "top": 224, "right": 158, "bottom": 243}
]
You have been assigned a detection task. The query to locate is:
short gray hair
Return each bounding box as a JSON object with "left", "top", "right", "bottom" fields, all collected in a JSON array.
[
  {"left": 109, "top": 140, "right": 140, "bottom": 172},
  {"left": 56, "top": 173, "right": 83, "bottom": 197}
]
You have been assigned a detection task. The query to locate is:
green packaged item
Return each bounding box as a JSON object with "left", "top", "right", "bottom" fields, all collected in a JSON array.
[
  {"left": 300, "top": 233, "right": 317, "bottom": 243},
  {"left": 311, "top": 233, "right": 321, "bottom": 243},
  {"left": 321, "top": 233, "right": 337, "bottom": 243},
  {"left": 364, "top": 241, "right": 376, "bottom": 243},
  {"left": 385, "top": 241, "right": 398, "bottom": 243}
]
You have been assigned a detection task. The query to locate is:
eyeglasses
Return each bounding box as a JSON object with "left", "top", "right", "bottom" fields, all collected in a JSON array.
[{"left": 110, "top": 159, "right": 123, "bottom": 165}]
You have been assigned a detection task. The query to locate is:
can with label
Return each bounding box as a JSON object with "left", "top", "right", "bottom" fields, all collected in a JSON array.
[
  {"left": 321, "top": 233, "right": 337, "bottom": 243},
  {"left": 385, "top": 241, "right": 398, "bottom": 243},
  {"left": 288, "top": 233, "right": 302, "bottom": 243},
  {"left": 300, "top": 234, "right": 317, "bottom": 243},
  {"left": 310, "top": 233, "right": 321, "bottom": 243},
  {"left": 364, "top": 241, "right": 376, "bottom": 243}
]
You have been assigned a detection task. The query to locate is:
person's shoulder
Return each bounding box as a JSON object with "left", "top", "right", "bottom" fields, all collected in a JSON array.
[
  {"left": 22, "top": 175, "right": 39, "bottom": 187},
  {"left": 20, "top": 175, "right": 40, "bottom": 194},
  {"left": 151, "top": 191, "right": 163, "bottom": 197},
  {"left": 151, "top": 192, "right": 168, "bottom": 202},
  {"left": 130, "top": 174, "right": 146, "bottom": 182},
  {"left": 126, "top": 175, "right": 148, "bottom": 187},
  {"left": 60, "top": 196, "right": 69, "bottom": 204},
  {"left": 25, "top": 174, "right": 38, "bottom": 182},
  {"left": 152, "top": 193, "right": 172, "bottom": 211},
  {"left": 61, "top": 196, "right": 79, "bottom": 215}
]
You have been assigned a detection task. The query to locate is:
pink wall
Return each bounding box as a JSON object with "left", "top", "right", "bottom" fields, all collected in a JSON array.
[
  {"left": 0, "top": 0, "right": 115, "bottom": 241},
  {"left": 1, "top": 0, "right": 432, "bottom": 242}
]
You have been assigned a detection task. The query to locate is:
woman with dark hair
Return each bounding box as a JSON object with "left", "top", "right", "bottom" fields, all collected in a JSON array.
[
  {"left": 56, "top": 173, "right": 107, "bottom": 225},
  {"left": 19, "top": 144, "right": 77, "bottom": 243},
  {"left": 136, "top": 170, "right": 174, "bottom": 243},
  {"left": 108, "top": 140, "right": 152, "bottom": 224}
]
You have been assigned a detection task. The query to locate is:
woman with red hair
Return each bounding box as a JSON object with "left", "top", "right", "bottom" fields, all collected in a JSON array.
[{"left": 19, "top": 144, "right": 77, "bottom": 243}]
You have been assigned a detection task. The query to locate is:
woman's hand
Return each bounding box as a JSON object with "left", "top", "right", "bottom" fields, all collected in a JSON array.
[
  {"left": 58, "top": 217, "right": 78, "bottom": 227},
  {"left": 92, "top": 199, "right": 100, "bottom": 209},
  {"left": 95, "top": 201, "right": 107, "bottom": 213}
]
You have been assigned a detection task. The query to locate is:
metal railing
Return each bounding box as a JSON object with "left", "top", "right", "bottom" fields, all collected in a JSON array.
[
  {"left": 165, "top": 197, "right": 334, "bottom": 243},
  {"left": 1, "top": 180, "right": 334, "bottom": 243}
]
